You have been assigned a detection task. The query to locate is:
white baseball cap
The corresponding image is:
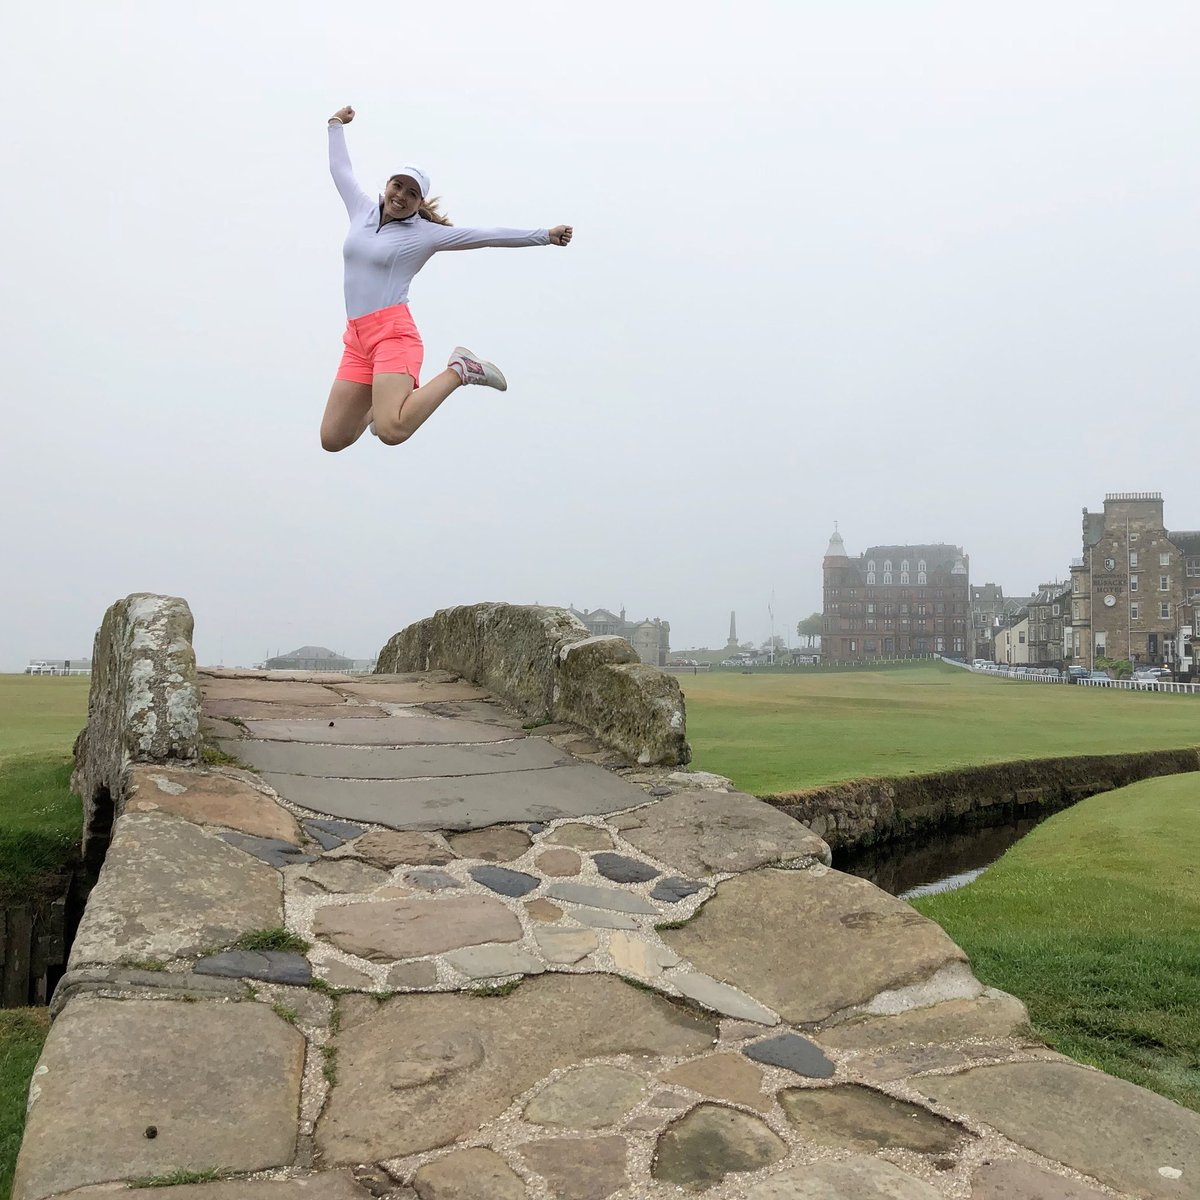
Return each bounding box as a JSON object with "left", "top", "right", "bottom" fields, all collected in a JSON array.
[{"left": 390, "top": 165, "right": 430, "bottom": 200}]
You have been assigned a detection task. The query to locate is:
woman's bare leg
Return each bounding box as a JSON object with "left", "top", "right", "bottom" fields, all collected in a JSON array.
[
  {"left": 320, "top": 380, "right": 374, "bottom": 452},
  {"left": 371, "top": 370, "right": 462, "bottom": 445}
]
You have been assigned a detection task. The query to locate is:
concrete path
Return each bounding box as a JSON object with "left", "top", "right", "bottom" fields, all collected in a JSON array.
[{"left": 16, "top": 669, "right": 1199, "bottom": 1199}]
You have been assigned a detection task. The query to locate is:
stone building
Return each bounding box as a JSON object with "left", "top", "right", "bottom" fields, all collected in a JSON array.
[
  {"left": 1026, "top": 582, "right": 1071, "bottom": 668},
  {"left": 1068, "top": 493, "right": 1196, "bottom": 670},
  {"left": 568, "top": 607, "right": 671, "bottom": 667},
  {"left": 969, "top": 584, "right": 1031, "bottom": 661},
  {"left": 821, "top": 531, "right": 970, "bottom": 662}
]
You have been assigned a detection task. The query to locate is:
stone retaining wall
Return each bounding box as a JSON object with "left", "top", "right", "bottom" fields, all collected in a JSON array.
[
  {"left": 376, "top": 603, "right": 691, "bottom": 766},
  {"left": 70, "top": 594, "right": 201, "bottom": 864},
  {"left": 765, "top": 747, "right": 1200, "bottom": 851}
]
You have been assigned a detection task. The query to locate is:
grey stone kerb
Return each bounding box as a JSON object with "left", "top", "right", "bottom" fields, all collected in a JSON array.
[
  {"left": 71, "top": 594, "right": 201, "bottom": 863},
  {"left": 376, "top": 603, "right": 691, "bottom": 767}
]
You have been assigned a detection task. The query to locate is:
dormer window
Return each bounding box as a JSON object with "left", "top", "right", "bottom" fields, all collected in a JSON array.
[
  {"left": 901, "top": 560, "right": 909, "bottom": 573},
  {"left": 884, "top": 560, "right": 892, "bottom": 573}
]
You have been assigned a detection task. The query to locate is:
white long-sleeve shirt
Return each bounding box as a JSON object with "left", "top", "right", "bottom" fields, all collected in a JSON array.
[{"left": 328, "top": 123, "right": 550, "bottom": 319}]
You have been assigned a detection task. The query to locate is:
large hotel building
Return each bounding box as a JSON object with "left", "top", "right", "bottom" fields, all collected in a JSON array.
[{"left": 822, "top": 531, "right": 971, "bottom": 662}]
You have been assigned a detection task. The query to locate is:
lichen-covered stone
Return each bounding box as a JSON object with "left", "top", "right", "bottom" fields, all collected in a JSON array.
[
  {"left": 72, "top": 594, "right": 202, "bottom": 862},
  {"left": 374, "top": 603, "right": 690, "bottom": 766}
]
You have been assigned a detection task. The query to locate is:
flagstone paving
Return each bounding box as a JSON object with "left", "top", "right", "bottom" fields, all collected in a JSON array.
[{"left": 20, "top": 664, "right": 1200, "bottom": 1200}]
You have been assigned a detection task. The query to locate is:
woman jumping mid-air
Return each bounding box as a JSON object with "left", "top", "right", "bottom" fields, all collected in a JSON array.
[{"left": 320, "top": 105, "right": 573, "bottom": 451}]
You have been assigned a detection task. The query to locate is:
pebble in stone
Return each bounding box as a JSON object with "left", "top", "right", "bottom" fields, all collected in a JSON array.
[
  {"left": 469, "top": 865, "right": 540, "bottom": 898},
  {"left": 448, "top": 826, "right": 532, "bottom": 862},
  {"left": 608, "top": 812, "right": 646, "bottom": 831},
  {"left": 608, "top": 931, "right": 678, "bottom": 979},
  {"left": 403, "top": 868, "right": 463, "bottom": 892},
  {"left": 661, "top": 1053, "right": 771, "bottom": 1113},
  {"left": 545, "top": 882, "right": 658, "bottom": 914},
  {"left": 445, "top": 944, "right": 546, "bottom": 980},
  {"left": 743, "top": 1156, "right": 942, "bottom": 1200},
  {"left": 528, "top": 822, "right": 548, "bottom": 833},
  {"left": 572, "top": 906, "right": 639, "bottom": 930},
  {"left": 387, "top": 960, "right": 439, "bottom": 990},
  {"left": 593, "top": 852, "right": 660, "bottom": 884},
  {"left": 525, "top": 1064, "right": 648, "bottom": 1129},
  {"left": 533, "top": 926, "right": 598, "bottom": 964},
  {"left": 779, "top": 1083, "right": 970, "bottom": 1153},
  {"left": 299, "top": 858, "right": 389, "bottom": 895},
  {"left": 625, "top": 1113, "right": 665, "bottom": 1133},
  {"left": 525, "top": 899, "right": 563, "bottom": 923},
  {"left": 519, "top": 1135, "right": 628, "bottom": 1200},
  {"left": 674, "top": 972, "right": 779, "bottom": 1026},
  {"left": 220, "top": 832, "right": 317, "bottom": 868},
  {"left": 303, "top": 818, "right": 364, "bottom": 849},
  {"left": 744, "top": 1032, "right": 835, "bottom": 1079},
  {"left": 546, "top": 823, "right": 612, "bottom": 850},
  {"left": 968, "top": 1160, "right": 1111, "bottom": 1200},
  {"left": 412, "top": 1147, "right": 526, "bottom": 1200},
  {"left": 536, "top": 848, "right": 582, "bottom": 877},
  {"left": 651, "top": 876, "right": 704, "bottom": 903},
  {"left": 319, "top": 960, "right": 375, "bottom": 990},
  {"left": 650, "top": 785, "right": 672, "bottom": 796},
  {"left": 653, "top": 1102, "right": 786, "bottom": 1190},
  {"left": 351, "top": 829, "right": 455, "bottom": 868},
  {"left": 193, "top": 950, "right": 312, "bottom": 986},
  {"left": 649, "top": 1090, "right": 691, "bottom": 1110}
]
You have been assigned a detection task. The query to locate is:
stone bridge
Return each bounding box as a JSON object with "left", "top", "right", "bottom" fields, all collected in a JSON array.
[{"left": 12, "top": 595, "right": 1198, "bottom": 1199}]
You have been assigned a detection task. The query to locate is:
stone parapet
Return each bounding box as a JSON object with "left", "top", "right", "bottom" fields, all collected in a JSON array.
[
  {"left": 376, "top": 603, "right": 691, "bottom": 766},
  {"left": 71, "top": 594, "right": 201, "bottom": 863},
  {"left": 766, "top": 747, "right": 1200, "bottom": 851}
]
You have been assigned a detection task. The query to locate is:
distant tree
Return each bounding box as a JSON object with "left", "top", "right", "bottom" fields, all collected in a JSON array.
[
  {"left": 738, "top": 641, "right": 756, "bottom": 653},
  {"left": 761, "top": 635, "right": 788, "bottom": 654},
  {"left": 796, "top": 613, "right": 823, "bottom": 647}
]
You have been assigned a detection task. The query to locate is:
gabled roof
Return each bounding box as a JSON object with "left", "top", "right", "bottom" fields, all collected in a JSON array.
[
  {"left": 282, "top": 645, "right": 346, "bottom": 659},
  {"left": 858, "top": 544, "right": 965, "bottom": 573}
]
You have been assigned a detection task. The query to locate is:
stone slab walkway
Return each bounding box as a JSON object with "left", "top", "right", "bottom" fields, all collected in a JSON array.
[{"left": 16, "top": 668, "right": 1200, "bottom": 1200}]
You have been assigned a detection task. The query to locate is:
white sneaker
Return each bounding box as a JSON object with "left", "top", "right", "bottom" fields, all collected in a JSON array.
[{"left": 448, "top": 346, "right": 507, "bottom": 392}]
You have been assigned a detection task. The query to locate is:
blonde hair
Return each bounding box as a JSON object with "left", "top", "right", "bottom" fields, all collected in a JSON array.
[{"left": 418, "top": 196, "right": 451, "bottom": 226}]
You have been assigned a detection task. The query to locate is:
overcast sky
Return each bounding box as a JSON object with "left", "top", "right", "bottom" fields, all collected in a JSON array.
[{"left": 2, "top": 1, "right": 1197, "bottom": 669}]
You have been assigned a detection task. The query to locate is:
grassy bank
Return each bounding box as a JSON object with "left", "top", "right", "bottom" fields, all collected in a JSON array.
[
  {"left": 0, "top": 675, "right": 89, "bottom": 904},
  {"left": 0, "top": 676, "right": 88, "bottom": 1195},
  {"left": 0, "top": 1010, "right": 50, "bottom": 1198},
  {"left": 681, "top": 662, "right": 1200, "bottom": 793},
  {"left": 913, "top": 773, "right": 1200, "bottom": 1113}
]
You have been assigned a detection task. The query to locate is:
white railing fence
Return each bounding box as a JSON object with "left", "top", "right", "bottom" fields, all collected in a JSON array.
[{"left": 940, "top": 656, "right": 1200, "bottom": 695}]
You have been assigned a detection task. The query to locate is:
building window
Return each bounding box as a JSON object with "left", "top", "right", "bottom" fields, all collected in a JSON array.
[
  {"left": 1095, "top": 634, "right": 1106, "bottom": 655},
  {"left": 1160, "top": 553, "right": 1171, "bottom": 566},
  {"left": 884, "top": 560, "right": 892, "bottom": 573},
  {"left": 917, "top": 573, "right": 926, "bottom": 585},
  {"left": 1130, "top": 576, "right": 1138, "bottom": 592},
  {"left": 848, "top": 639, "right": 857, "bottom": 653},
  {"left": 866, "top": 572, "right": 875, "bottom": 585},
  {"left": 1130, "top": 532, "right": 1138, "bottom": 541},
  {"left": 935, "top": 637, "right": 945, "bottom": 652},
  {"left": 1160, "top": 576, "right": 1169, "bottom": 591},
  {"left": 1160, "top": 602, "right": 1171, "bottom": 620},
  {"left": 1131, "top": 603, "right": 1139, "bottom": 620},
  {"left": 864, "top": 640, "right": 877, "bottom": 652},
  {"left": 1019, "top": 632, "right": 1026, "bottom": 644},
  {"left": 900, "top": 573, "right": 909, "bottom": 585},
  {"left": 1187, "top": 559, "right": 1200, "bottom": 577},
  {"left": 883, "top": 574, "right": 892, "bottom": 585},
  {"left": 901, "top": 560, "right": 909, "bottom": 574},
  {"left": 867, "top": 560, "right": 876, "bottom": 572},
  {"left": 918, "top": 560, "right": 926, "bottom": 572},
  {"left": 1129, "top": 552, "right": 1138, "bottom": 568}
]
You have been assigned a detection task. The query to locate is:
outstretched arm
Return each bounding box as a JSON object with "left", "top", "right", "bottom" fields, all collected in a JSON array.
[
  {"left": 431, "top": 223, "right": 574, "bottom": 251},
  {"left": 327, "top": 106, "right": 372, "bottom": 216}
]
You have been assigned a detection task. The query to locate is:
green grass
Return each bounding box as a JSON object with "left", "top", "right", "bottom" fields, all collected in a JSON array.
[
  {"left": 913, "top": 773, "right": 1200, "bottom": 1113},
  {"left": 0, "top": 676, "right": 90, "bottom": 763},
  {"left": 230, "top": 929, "right": 310, "bottom": 954},
  {"left": 0, "top": 1010, "right": 50, "bottom": 1200},
  {"left": 130, "top": 1168, "right": 224, "bottom": 1188},
  {"left": 681, "top": 662, "right": 1200, "bottom": 793}
]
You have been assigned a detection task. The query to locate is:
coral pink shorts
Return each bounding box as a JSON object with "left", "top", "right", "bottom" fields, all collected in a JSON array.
[{"left": 336, "top": 304, "right": 424, "bottom": 387}]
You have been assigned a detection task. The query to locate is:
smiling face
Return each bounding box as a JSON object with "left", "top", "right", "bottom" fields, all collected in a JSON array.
[{"left": 383, "top": 175, "right": 422, "bottom": 220}]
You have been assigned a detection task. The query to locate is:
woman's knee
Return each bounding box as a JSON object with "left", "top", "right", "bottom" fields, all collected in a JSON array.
[
  {"left": 376, "top": 425, "right": 412, "bottom": 447},
  {"left": 321, "top": 430, "right": 353, "bottom": 452}
]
